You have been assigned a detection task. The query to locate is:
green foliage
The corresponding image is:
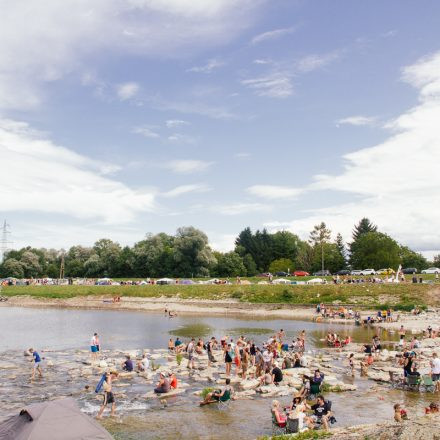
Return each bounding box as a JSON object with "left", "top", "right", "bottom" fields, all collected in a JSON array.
[
  {"left": 269, "top": 258, "right": 295, "bottom": 274},
  {"left": 399, "top": 246, "right": 428, "bottom": 270},
  {"left": 352, "top": 217, "right": 377, "bottom": 241},
  {"left": 213, "top": 251, "right": 246, "bottom": 277},
  {"left": 200, "top": 387, "right": 214, "bottom": 399},
  {"left": 309, "top": 222, "right": 331, "bottom": 272},
  {"left": 235, "top": 227, "right": 303, "bottom": 272},
  {"left": 350, "top": 232, "right": 400, "bottom": 270},
  {"left": 259, "top": 430, "right": 332, "bottom": 440}
]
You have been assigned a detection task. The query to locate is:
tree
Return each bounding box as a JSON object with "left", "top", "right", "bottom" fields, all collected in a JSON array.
[
  {"left": 399, "top": 246, "right": 428, "bottom": 271},
  {"left": 335, "top": 233, "right": 348, "bottom": 269},
  {"left": 0, "top": 258, "right": 25, "bottom": 278},
  {"left": 352, "top": 218, "right": 377, "bottom": 241},
  {"left": 214, "top": 252, "right": 246, "bottom": 277},
  {"left": 309, "top": 222, "right": 331, "bottom": 271},
  {"left": 173, "top": 227, "right": 216, "bottom": 277},
  {"left": 269, "top": 258, "right": 295, "bottom": 274},
  {"left": 296, "top": 242, "right": 314, "bottom": 272},
  {"left": 242, "top": 254, "right": 257, "bottom": 276},
  {"left": 272, "top": 231, "right": 300, "bottom": 261},
  {"left": 433, "top": 254, "right": 440, "bottom": 267},
  {"left": 350, "top": 232, "right": 400, "bottom": 269},
  {"left": 93, "top": 239, "right": 122, "bottom": 277}
]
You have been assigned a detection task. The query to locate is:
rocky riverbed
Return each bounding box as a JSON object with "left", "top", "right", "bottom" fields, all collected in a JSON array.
[{"left": 1, "top": 333, "right": 439, "bottom": 439}]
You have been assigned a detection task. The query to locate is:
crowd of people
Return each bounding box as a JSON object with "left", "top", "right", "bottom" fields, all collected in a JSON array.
[{"left": 23, "top": 315, "right": 440, "bottom": 434}]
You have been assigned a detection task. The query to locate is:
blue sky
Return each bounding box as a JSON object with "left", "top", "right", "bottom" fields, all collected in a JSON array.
[{"left": 1, "top": 0, "right": 440, "bottom": 257}]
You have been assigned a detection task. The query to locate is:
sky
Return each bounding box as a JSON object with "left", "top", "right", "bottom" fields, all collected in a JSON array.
[{"left": 1, "top": 0, "right": 440, "bottom": 258}]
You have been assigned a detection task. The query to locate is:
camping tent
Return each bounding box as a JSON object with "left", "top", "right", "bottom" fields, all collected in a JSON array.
[
  {"left": 307, "top": 278, "right": 324, "bottom": 284},
  {"left": 0, "top": 397, "right": 113, "bottom": 440},
  {"left": 272, "top": 278, "right": 291, "bottom": 285}
]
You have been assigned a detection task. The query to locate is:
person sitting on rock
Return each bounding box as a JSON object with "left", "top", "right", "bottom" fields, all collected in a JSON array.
[
  {"left": 122, "top": 355, "right": 133, "bottom": 372},
  {"left": 154, "top": 372, "right": 171, "bottom": 394},
  {"left": 168, "top": 372, "right": 178, "bottom": 389},
  {"left": 136, "top": 353, "right": 149, "bottom": 372},
  {"left": 259, "top": 367, "right": 273, "bottom": 385},
  {"left": 200, "top": 378, "right": 232, "bottom": 405},
  {"left": 272, "top": 362, "right": 283, "bottom": 385}
]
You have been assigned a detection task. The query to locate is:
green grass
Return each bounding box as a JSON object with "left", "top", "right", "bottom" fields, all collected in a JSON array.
[{"left": 1, "top": 282, "right": 437, "bottom": 309}]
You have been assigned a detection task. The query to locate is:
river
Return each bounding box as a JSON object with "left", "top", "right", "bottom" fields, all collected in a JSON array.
[{"left": 0, "top": 307, "right": 431, "bottom": 439}]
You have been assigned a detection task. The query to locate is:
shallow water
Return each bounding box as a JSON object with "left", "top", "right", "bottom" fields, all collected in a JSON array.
[
  {"left": 1, "top": 306, "right": 425, "bottom": 440},
  {"left": 0, "top": 306, "right": 398, "bottom": 351}
]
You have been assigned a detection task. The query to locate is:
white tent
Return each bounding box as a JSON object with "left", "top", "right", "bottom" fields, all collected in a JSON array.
[
  {"left": 272, "top": 278, "right": 291, "bottom": 284},
  {"left": 307, "top": 278, "right": 324, "bottom": 284}
]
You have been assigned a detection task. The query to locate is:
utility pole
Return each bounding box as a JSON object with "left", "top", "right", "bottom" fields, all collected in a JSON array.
[
  {"left": 59, "top": 252, "right": 65, "bottom": 279},
  {"left": 0, "top": 220, "right": 13, "bottom": 262}
]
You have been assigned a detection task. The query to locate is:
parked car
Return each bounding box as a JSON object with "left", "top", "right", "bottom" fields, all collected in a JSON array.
[
  {"left": 421, "top": 267, "right": 440, "bottom": 274},
  {"left": 256, "top": 273, "right": 272, "bottom": 277},
  {"left": 336, "top": 269, "right": 351, "bottom": 276},
  {"left": 350, "top": 270, "right": 362, "bottom": 276},
  {"left": 313, "top": 270, "right": 331, "bottom": 276},
  {"left": 294, "top": 270, "right": 310, "bottom": 277},
  {"left": 360, "top": 269, "right": 376, "bottom": 276},
  {"left": 274, "top": 271, "right": 289, "bottom": 277},
  {"left": 376, "top": 268, "right": 395, "bottom": 275},
  {"left": 402, "top": 267, "right": 418, "bottom": 274}
]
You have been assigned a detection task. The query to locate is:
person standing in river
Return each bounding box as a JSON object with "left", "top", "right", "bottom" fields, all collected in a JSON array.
[
  {"left": 90, "top": 333, "right": 99, "bottom": 361},
  {"left": 97, "top": 371, "right": 118, "bottom": 419},
  {"left": 29, "top": 348, "right": 43, "bottom": 380}
]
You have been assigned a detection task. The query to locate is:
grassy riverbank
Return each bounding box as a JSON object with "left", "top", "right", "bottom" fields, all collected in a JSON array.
[{"left": 1, "top": 283, "right": 438, "bottom": 310}]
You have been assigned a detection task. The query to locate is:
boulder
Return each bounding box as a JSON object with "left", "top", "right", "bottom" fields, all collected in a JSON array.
[{"left": 240, "top": 379, "right": 260, "bottom": 390}]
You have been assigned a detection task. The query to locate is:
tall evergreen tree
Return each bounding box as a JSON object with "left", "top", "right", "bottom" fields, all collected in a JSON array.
[
  {"left": 335, "top": 233, "right": 347, "bottom": 269},
  {"left": 352, "top": 218, "right": 377, "bottom": 241},
  {"left": 309, "top": 222, "right": 331, "bottom": 271}
]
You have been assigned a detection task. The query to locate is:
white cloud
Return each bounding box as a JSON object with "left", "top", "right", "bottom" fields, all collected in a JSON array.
[
  {"left": 117, "top": 82, "right": 140, "bottom": 101},
  {"left": 336, "top": 115, "right": 376, "bottom": 127},
  {"left": 0, "top": 119, "right": 156, "bottom": 224},
  {"left": 297, "top": 52, "right": 340, "bottom": 73},
  {"left": 155, "top": 98, "right": 237, "bottom": 119},
  {"left": 234, "top": 152, "right": 251, "bottom": 158},
  {"left": 167, "top": 133, "right": 196, "bottom": 144},
  {"left": 241, "top": 72, "right": 293, "bottom": 98},
  {"left": 253, "top": 58, "right": 272, "bottom": 65},
  {"left": 164, "top": 159, "right": 214, "bottom": 174},
  {"left": 132, "top": 125, "right": 160, "bottom": 138},
  {"left": 0, "top": 0, "right": 263, "bottom": 110},
  {"left": 266, "top": 51, "right": 440, "bottom": 252},
  {"left": 209, "top": 233, "right": 236, "bottom": 252},
  {"left": 162, "top": 184, "right": 211, "bottom": 198},
  {"left": 247, "top": 185, "right": 303, "bottom": 199},
  {"left": 212, "top": 203, "right": 271, "bottom": 216},
  {"left": 165, "top": 119, "right": 189, "bottom": 128},
  {"left": 251, "top": 26, "right": 296, "bottom": 45},
  {"left": 187, "top": 59, "right": 224, "bottom": 73}
]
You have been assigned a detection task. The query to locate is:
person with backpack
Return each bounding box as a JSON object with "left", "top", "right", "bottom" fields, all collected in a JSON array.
[{"left": 96, "top": 371, "right": 118, "bottom": 419}]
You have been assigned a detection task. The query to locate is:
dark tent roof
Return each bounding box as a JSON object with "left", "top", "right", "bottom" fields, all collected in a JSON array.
[{"left": 0, "top": 398, "right": 113, "bottom": 440}]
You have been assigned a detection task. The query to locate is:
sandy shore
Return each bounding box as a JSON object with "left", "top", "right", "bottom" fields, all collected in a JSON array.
[{"left": 1, "top": 295, "right": 439, "bottom": 333}]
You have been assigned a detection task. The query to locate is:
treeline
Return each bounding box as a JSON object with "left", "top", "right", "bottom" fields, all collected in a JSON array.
[{"left": 0, "top": 219, "right": 436, "bottom": 279}]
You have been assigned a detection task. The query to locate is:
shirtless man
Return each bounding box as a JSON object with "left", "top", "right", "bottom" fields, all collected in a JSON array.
[{"left": 97, "top": 371, "right": 118, "bottom": 419}]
